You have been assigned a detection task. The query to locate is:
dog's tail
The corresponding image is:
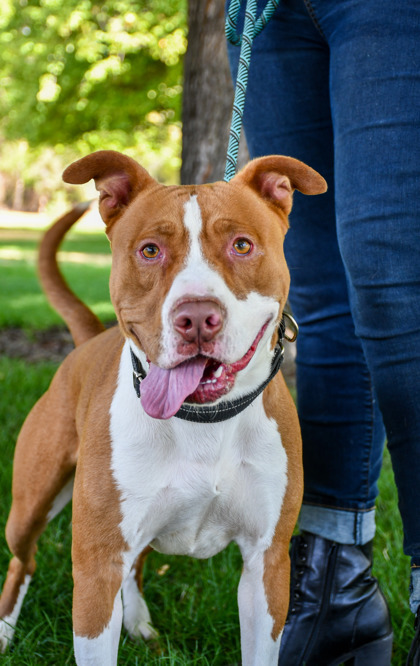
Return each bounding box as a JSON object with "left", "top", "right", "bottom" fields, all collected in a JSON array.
[{"left": 38, "top": 201, "right": 106, "bottom": 347}]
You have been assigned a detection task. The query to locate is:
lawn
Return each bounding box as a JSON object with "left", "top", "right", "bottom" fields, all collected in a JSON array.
[
  {"left": 0, "top": 217, "right": 415, "bottom": 664},
  {"left": 0, "top": 222, "right": 114, "bottom": 330}
]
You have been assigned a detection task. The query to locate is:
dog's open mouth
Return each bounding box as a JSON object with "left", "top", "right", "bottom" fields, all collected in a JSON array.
[{"left": 140, "top": 323, "right": 269, "bottom": 420}]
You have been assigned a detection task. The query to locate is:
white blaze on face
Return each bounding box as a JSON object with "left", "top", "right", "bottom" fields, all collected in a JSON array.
[{"left": 158, "top": 195, "right": 280, "bottom": 373}]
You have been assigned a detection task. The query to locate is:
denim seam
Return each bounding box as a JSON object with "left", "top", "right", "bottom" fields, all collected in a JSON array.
[
  {"left": 361, "top": 367, "right": 377, "bottom": 506},
  {"left": 302, "top": 501, "right": 375, "bottom": 513},
  {"left": 302, "top": 0, "right": 327, "bottom": 41},
  {"left": 355, "top": 512, "right": 365, "bottom": 544}
]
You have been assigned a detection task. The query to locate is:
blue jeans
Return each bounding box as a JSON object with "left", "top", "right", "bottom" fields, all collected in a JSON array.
[{"left": 227, "top": 0, "right": 420, "bottom": 576}]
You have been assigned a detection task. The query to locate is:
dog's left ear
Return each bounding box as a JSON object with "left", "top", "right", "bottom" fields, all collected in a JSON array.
[
  {"left": 233, "top": 155, "right": 327, "bottom": 215},
  {"left": 63, "top": 150, "right": 156, "bottom": 230}
]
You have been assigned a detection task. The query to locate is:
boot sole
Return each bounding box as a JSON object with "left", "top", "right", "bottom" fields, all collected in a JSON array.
[{"left": 329, "top": 631, "right": 393, "bottom": 666}]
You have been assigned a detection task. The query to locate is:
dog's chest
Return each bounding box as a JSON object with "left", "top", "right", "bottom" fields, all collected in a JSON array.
[
  {"left": 145, "top": 437, "right": 270, "bottom": 558},
  {"left": 109, "top": 363, "right": 288, "bottom": 560}
]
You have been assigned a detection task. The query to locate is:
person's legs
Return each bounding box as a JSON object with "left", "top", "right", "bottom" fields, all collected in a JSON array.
[
  {"left": 225, "top": 0, "right": 420, "bottom": 662},
  {"left": 322, "top": 6, "right": 420, "bottom": 659},
  {"left": 227, "top": 0, "right": 386, "bottom": 538},
  {"left": 324, "top": 0, "right": 420, "bottom": 567}
]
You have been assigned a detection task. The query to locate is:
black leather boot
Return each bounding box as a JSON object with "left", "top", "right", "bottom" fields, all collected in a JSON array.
[{"left": 278, "top": 531, "right": 393, "bottom": 666}]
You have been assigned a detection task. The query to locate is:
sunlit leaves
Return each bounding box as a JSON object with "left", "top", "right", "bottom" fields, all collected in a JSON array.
[{"left": 0, "top": 0, "right": 187, "bottom": 146}]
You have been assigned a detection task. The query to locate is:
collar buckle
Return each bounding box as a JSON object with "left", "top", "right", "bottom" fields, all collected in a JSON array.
[{"left": 283, "top": 311, "right": 299, "bottom": 343}]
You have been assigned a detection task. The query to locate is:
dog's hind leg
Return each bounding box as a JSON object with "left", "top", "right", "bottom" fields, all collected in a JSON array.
[
  {"left": 0, "top": 375, "right": 78, "bottom": 652},
  {"left": 0, "top": 556, "right": 34, "bottom": 652},
  {"left": 122, "top": 546, "right": 159, "bottom": 641}
]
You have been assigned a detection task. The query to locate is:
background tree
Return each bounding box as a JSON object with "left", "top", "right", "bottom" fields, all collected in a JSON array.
[
  {"left": 0, "top": 0, "right": 247, "bottom": 209},
  {"left": 181, "top": 0, "right": 248, "bottom": 185}
]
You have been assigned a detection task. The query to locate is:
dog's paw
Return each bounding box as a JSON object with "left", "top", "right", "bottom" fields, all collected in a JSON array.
[
  {"left": 122, "top": 573, "right": 159, "bottom": 642},
  {"left": 122, "top": 592, "right": 159, "bottom": 641}
]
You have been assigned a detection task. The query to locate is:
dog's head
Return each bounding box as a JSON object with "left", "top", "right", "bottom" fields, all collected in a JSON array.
[{"left": 64, "top": 151, "right": 326, "bottom": 419}]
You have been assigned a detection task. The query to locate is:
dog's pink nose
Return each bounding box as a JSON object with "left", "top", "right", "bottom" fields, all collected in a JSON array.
[{"left": 173, "top": 300, "right": 223, "bottom": 343}]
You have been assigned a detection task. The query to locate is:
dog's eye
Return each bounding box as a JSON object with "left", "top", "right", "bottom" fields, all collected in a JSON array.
[
  {"left": 141, "top": 244, "right": 160, "bottom": 259},
  {"left": 233, "top": 238, "right": 253, "bottom": 255}
]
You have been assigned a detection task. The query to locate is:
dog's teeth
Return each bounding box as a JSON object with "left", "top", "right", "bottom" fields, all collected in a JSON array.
[
  {"left": 213, "top": 366, "right": 223, "bottom": 378},
  {"left": 200, "top": 378, "right": 217, "bottom": 385}
]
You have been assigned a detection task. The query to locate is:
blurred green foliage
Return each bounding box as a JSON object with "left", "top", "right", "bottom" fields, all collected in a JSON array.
[
  {"left": 0, "top": 0, "right": 187, "bottom": 208},
  {"left": 0, "top": 0, "right": 185, "bottom": 146}
]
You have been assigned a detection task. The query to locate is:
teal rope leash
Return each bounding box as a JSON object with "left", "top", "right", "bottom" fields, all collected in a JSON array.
[{"left": 224, "top": 0, "right": 280, "bottom": 182}]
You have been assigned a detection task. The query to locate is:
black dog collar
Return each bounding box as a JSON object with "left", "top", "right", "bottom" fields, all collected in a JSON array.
[{"left": 130, "top": 314, "right": 297, "bottom": 424}]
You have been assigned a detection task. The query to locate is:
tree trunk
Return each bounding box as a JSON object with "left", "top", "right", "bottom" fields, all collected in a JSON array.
[{"left": 181, "top": 0, "right": 248, "bottom": 185}]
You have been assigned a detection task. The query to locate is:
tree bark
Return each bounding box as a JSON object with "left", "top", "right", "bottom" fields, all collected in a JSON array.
[{"left": 181, "top": 0, "right": 248, "bottom": 185}]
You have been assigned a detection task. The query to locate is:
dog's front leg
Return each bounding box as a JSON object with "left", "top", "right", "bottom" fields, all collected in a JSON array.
[
  {"left": 238, "top": 545, "right": 290, "bottom": 666},
  {"left": 73, "top": 587, "right": 123, "bottom": 666},
  {"left": 71, "top": 469, "right": 127, "bottom": 666}
]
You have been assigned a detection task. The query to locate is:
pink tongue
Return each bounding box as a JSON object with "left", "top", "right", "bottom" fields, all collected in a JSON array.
[{"left": 140, "top": 357, "right": 208, "bottom": 419}]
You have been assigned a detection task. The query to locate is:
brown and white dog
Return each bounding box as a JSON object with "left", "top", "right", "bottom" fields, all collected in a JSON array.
[{"left": 0, "top": 150, "right": 326, "bottom": 665}]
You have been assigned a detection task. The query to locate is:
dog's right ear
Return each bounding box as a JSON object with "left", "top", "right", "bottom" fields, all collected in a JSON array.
[{"left": 63, "top": 150, "right": 156, "bottom": 229}]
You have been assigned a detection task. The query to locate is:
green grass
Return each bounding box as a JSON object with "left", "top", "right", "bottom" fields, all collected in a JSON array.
[
  {"left": 0, "top": 229, "right": 115, "bottom": 329},
  {"left": 0, "top": 227, "right": 416, "bottom": 664},
  {"left": 374, "top": 458, "right": 413, "bottom": 666}
]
